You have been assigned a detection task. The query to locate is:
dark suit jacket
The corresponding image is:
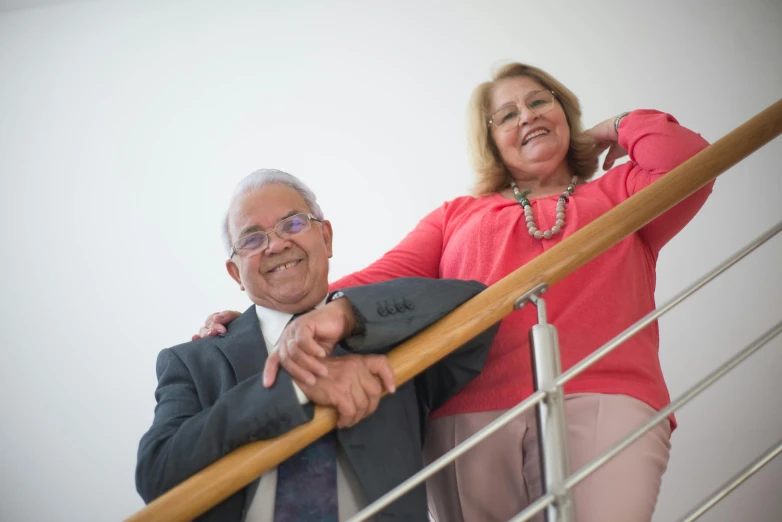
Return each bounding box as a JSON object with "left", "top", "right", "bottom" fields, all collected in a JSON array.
[{"left": 136, "top": 277, "right": 498, "bottom": 521}]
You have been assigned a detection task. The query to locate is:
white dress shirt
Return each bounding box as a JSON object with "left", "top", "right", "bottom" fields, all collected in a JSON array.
[{"left": 245, "top": 302, "right": 370, "bottom": 522}]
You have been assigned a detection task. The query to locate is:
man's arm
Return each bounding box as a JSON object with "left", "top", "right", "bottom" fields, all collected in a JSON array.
[
  {"left": 337, "top": 277, "right": 490, "bottom": 353},
  {"left": 340, "top": 277, "right": 498, "bottom": 414},
  {"left": 135, "top": 347, "right": 311, "bottom": 503},
  {"left": 137, "top": 344, "right": 398, "bottom": 502},
  {"left": 265, "top": 278, "right": 498, "bottom": 392}
]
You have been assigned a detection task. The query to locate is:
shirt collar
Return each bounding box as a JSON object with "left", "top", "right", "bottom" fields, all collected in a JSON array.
[{"left": 254, "top": 297, "right": 328, "bottom": 348}]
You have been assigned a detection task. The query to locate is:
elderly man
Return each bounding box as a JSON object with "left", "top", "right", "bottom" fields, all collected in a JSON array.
[{"left": 135, "top": 169, "right": 497, "bottom": 522}]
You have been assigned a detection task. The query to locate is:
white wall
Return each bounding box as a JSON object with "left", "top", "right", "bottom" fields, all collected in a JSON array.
[{"left": 0, "top": 1, "right": 780, "bottom": 521}]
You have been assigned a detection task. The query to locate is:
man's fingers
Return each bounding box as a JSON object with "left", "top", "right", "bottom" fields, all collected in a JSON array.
[
  {"left": 336, "top": 396, "right": 358, "bottom": 429},
  {"left": 296, "top": 332, "right": 328, "bottom": 358},
  {"left": 362, "top": 376, "right": 382, "bottom": 416},
  {"left": 285, "top": 360, "right": 318, "bottom": 387},
  {"left": 263, "top": 352, "right": 281, "bottom": 388},
  {"left": 367, "top": 356, "right": 397, "bottom": 394},
  {"left": 366, "top": 390, "right": 380, "bottom": 417},
  {"left": 289, "top": 351, "right": 329, "bottom": 378},
  {"left": 347, "top": 382, "right": 369, "bottom": 428},
  {"left": 378, "top": 364, "right": 397, "bottom": 394},
  {"left": 285, "top": 338, "right": 328, "bottom": 376}
]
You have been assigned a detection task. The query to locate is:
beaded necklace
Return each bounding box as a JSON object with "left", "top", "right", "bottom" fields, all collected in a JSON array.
[{"left": 510, "top": 176, "right": 578, "bottom": 240}]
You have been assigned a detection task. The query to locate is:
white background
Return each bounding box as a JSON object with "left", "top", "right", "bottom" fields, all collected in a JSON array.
[{"left": 1, "top": 1, "right": 780, "bottom": 521}]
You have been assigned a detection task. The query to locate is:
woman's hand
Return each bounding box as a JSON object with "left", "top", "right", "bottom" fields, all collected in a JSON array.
[
  {"left": 192, "top": 310, "right": 241, "bottom": 340},
  {"left": 584, "top": 116, "right": 628, "bottom": 171}
]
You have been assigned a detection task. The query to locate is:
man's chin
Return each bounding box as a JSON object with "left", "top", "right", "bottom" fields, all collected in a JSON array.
[{"left": 251, "top": 286, "right": 328, "bottom": 313}]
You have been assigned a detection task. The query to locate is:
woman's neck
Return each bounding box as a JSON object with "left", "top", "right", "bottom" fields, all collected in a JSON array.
[{"left": 507, "top": 163, "right": 574, "bottom": 199}]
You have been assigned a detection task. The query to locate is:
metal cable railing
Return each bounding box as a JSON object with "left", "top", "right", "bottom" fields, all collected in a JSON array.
[
  {"left": 678, "top": 437, "right": 782, "bottom": 522},
  {"left": 125, "top": 99, "right": 782, "bottom": 522},
  {"left": 509, "top": 320, "right": 782, "bottom": 522},
  {"left": 348, "top": 221, "right": 782, "bottom": 522}
]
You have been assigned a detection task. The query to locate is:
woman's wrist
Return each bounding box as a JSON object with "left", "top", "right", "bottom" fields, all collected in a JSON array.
[{"left": 614, "top": 111, "right": 630, "bottom": 137}]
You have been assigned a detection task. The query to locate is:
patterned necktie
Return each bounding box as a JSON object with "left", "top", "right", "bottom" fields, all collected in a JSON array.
[
  {"left": 273, "top": 309, "right": 338, "bottom": 522},
  {"left": 273, "top": 432, "right": 338, "bottom": 521}
]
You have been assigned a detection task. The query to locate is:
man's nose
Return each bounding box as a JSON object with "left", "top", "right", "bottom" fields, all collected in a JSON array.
[{"left": 265, "top": 232, "right": 290, "bottom": 254}]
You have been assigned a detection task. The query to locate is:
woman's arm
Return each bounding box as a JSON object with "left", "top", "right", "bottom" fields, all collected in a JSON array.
[
  {"left": 589, "top": 110, "right": 713, "bottom": 255},
  {"left": 619, "top": 110, "right": 713, "bottom": 254},
  {"left": 329, "top": 204, "right": 447, "bottom": 290}
]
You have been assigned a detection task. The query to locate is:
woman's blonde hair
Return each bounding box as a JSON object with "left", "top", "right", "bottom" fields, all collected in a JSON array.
[{"left": 469, "top": 63, "right": 598, "bottom": 196}]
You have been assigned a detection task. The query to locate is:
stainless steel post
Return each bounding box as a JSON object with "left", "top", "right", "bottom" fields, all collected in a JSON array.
[{"left": 527, "top": 293, "right": 574, "bottom": 522}]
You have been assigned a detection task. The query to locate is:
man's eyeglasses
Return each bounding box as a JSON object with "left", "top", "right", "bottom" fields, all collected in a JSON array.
[
  {"left": 230, "top": 213, "right": 323, "bottom": 258},
  {"left": 488, "top": 89, "right": 556, "bottom": 132}
]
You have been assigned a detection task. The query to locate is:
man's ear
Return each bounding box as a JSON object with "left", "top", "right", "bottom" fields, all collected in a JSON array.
[
  {"left": 322, "top": 220, "right": 334, "bottom": 258},
  {"left": 226, "top": 259, "right": 244, "bottom": 291}
]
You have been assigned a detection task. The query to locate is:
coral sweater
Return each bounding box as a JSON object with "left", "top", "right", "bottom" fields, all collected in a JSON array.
[{"left": 330, "top": 110, "right": 713, "bottom": 428}]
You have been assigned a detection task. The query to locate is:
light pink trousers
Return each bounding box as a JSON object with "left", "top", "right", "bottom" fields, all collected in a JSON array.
[{"left": 424, "top": 393, "right": 671, "bottom": 522}]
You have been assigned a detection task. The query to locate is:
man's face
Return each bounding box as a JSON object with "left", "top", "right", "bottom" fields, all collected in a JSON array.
[{"left": 226, "top": 184, "right": 333, "bottom": 313}]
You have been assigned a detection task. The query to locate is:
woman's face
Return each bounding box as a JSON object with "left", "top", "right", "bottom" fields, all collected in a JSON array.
[{"left": 489, "top": 76, "right": 571, "bottom": 180}]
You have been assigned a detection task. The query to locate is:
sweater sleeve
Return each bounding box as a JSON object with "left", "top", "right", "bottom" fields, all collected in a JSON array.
[
  {"left": 329, "top": 204, "right": 446, "bottom": 290},
  {"left": 614, "top": 109, "right": 714, "bottom": 255}
]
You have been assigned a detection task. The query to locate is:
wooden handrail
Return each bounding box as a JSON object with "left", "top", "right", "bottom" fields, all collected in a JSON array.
[{"left": 126, "top": 99, "right": 782, "bottom": 522}]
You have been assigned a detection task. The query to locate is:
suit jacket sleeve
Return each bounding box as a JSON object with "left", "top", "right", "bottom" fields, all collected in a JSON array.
[
  {"left": 135, "top": 346, "right": 312, "bottom": 503},
  {"left": 336, "top": 277, "right": 499, "bottom": 413}
]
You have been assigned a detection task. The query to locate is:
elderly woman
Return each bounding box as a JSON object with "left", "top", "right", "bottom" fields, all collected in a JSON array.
[{"left": 199, "top": 63, "right": 713, "bottom": 522}]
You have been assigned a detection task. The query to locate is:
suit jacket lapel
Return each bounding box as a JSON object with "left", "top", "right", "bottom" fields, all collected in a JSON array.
[
  {"left": 215, "top": 305, "right": 268, "bottom": 383},
  {"left": 214, "top": 305, "right": 268, "bottom": 518}
]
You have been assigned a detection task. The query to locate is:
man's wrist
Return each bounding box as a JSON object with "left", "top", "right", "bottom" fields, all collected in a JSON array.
[{"left": 328, "top": 291, "right": 366, "bottom": 337}]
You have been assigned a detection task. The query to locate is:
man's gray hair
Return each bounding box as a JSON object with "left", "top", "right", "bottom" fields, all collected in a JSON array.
[{"left": 222, "top": 169, "right": 325, "bottom": 256}]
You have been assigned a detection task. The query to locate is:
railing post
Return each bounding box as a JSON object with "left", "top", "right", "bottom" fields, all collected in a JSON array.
[{"left": 516, "top": 285, "right": 575, "bottom": 522}]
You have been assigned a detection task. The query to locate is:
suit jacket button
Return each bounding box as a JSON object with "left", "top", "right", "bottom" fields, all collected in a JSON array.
[
  {"left": 386, "top": 305, "right": 396, "bottom": 314},
  {"left": 404, "top": 299, "right": 415, "bottom": 310},
  {"left": 395, "top": 301, "right": 405, "bottom": 313},
  {"left": 377, "top": 306, "right": 388, "bottom": 316}
]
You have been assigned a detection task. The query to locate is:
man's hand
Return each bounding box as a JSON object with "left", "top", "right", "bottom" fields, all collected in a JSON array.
[
  {"left": 297, "top": 354, "right": 396, "bottom": 428},
  {"left": 192, "top": 310, "right": 241, "bottom": 341},
  {"left": 263, "top": 298, "right": 357, "bottom": 387}
]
